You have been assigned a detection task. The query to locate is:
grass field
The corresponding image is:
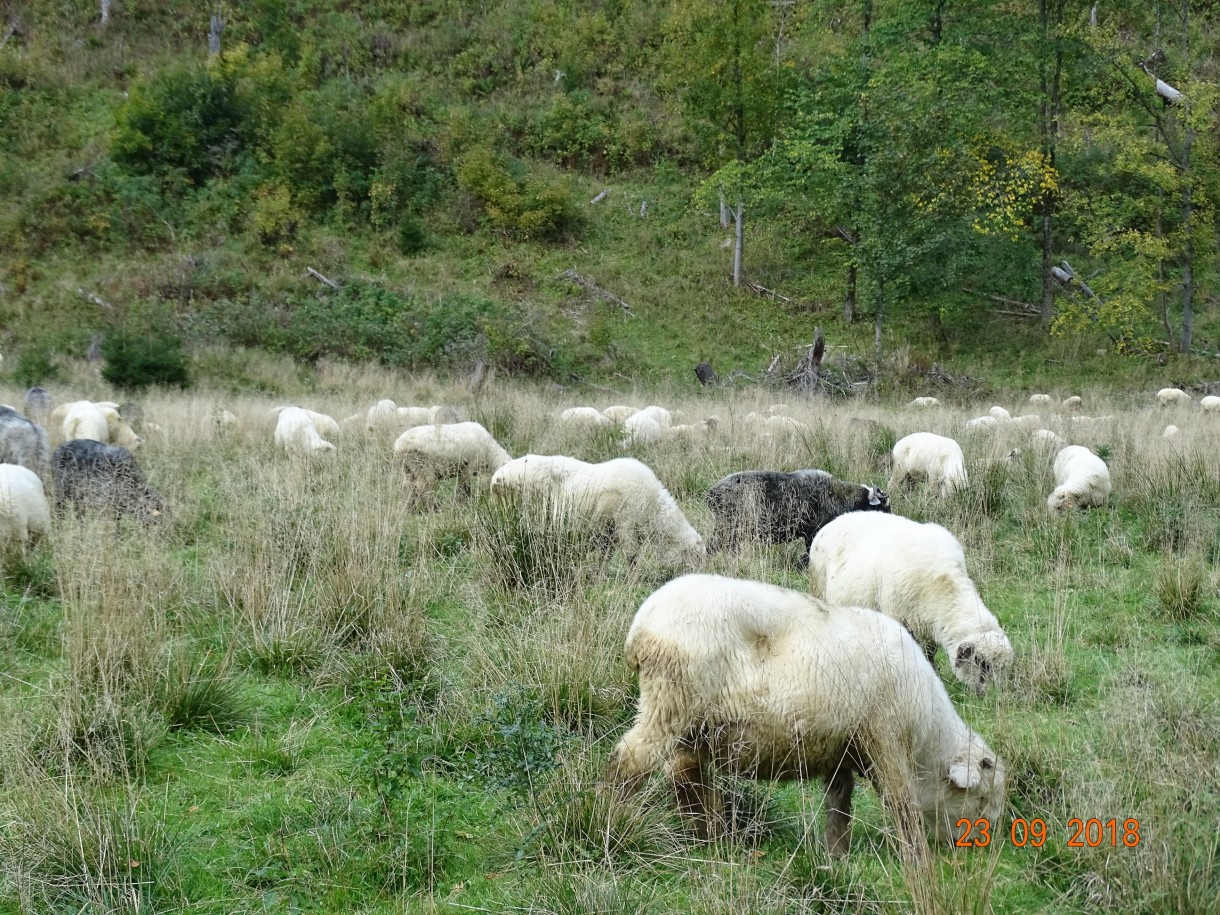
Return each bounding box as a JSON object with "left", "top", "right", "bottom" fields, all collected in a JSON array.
[{"left": 1, "top": 360, "right": 1218, "bottom": 914}]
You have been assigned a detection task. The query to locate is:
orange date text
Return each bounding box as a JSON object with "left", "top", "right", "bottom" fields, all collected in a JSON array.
[{"left": 954, "top": 817, "right": 1141, "bottom": 848}]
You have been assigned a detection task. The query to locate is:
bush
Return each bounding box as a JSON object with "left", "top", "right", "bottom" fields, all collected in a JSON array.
[
  {"left": 101, "top": 329, "right": 191, "bottom": 390},
  {"left": 455, "top": 146, "right": 581, "bottom": 240}
]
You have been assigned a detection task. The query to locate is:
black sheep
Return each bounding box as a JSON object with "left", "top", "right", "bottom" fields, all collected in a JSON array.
[{"left": 51, "top": 439, "right": 165, "bottom": 523}]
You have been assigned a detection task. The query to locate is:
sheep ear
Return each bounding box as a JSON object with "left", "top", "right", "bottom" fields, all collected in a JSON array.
[
  {"left": 868, "top": 486, "right": 884, "bottom": 506},
  {"left": 948, "top": 760, "right": 982, "bottom": 790}
]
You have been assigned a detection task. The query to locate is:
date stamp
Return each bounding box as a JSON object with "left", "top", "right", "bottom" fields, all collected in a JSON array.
[{"left": 955, "top": 817, "right": 1141, "bottom": 848}]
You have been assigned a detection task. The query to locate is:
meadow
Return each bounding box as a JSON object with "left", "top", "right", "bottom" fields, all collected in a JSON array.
[{"left": 1, "top": 358, "right": 1218, "bottom": 915}]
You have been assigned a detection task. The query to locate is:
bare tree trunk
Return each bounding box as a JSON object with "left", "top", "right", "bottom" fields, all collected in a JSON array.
[
  {"left": 100, "top": 0, "right": 111, "bottom": 25},
  {"left": 208, "top": 10, "right": 224, "bottom": 56},
  {"left": 732, "top": 202, "right": 744, "bottom": 287},
  {"left": 719, "top": 188, "right": 730, "bottom": 229},
  {"left": 873, "top": 274, "right": 885, "bottom": 366},
  {"left": 844, "top": 262, "right": 857, "bottom": 323},
  {"left": 1178, "top": 0, "right": 1194, "bottom": 353},
  {"left": 1038, "top": 0, "right": 1063, "bottom": 330}
]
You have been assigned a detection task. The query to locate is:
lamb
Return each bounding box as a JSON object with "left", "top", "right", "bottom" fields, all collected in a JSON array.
[
  {"left": 604, "top": 574, "right": 1006, "bottom": 857},
  {"left": 1028, "top": 393, "right": 1053, "bottom": 407},
  {"left": 1201, "top": 395, "right": 1220, "bottom": 414},
  {"left": 393, "top": 421, "right": 511, "bottom": 501},
  {"left": 809, "top": 512, "right": 1014, "bottom": 695},
  {"left": 555, "top": 457, "right": 704, "bottom": 567},
  {"left": 0, "top": 464, "right": 52, "bottom": 547},
  {"left": 274, "top": 406, "right": 336, "bottom": 456},
  {"left": 888, "top": 432, "right": 969, "bottom": 496},
  {"left": 51, "top": 439, "right": 165, "bottom": 522},
  {"left": 489, "top": 453, "right": 591, "bottom": 503},
  {"left": 705, "top": 469, "right": 889, "bottom": 557},
  {"left": 0, "top": 406, "right": 51, "bottom": 476},
  {"left": 1156, "top": 387, "right": 1191, "bottom": 408},
  {"left": 1047, "top": 445, "right": 1111, "bottom": 512}
]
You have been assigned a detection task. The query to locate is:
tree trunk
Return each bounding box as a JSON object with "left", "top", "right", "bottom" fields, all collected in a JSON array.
[
  {"left": 208, "top": 12, "right": 224, "bottom": 56},
  {"left": 844, "top": 262, "right": 857, "bottom": 323},
  {"left": 732, "top": 202, "right": 744, "bottom": 287},
  {"left": 100, "top": 0, "right": 110, "bottom": 25},
  {"left": 1178, "top": 0, "right": 1194, "bottom": 353},
  {"left": 719, "top": 188, "right": 730, "bottom": 229},
  {"left": 1038, "top": 0, "right": 1063, "bottom": 330},
  {"left": 873, "top": 274, "right": 885, "bottom": 366}
]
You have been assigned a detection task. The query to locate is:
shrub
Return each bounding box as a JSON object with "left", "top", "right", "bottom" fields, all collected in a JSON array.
[
  {"left": 101, "top": 329, "right": 191, "bottom": 390},
  {"left": 455, "top": 146, "right": 581, "bottom": 240}
]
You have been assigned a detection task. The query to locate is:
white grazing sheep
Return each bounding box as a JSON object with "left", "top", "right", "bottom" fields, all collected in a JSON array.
[
  {"left": 1011, "top": 414, "right": 1042, "bottom": 432},
  {"left": 555, "top": 457, "right": 704, "bottom": 567},
  {"left": 602, "top": 405, "right": 637, "bottom": 424},
  {"left": 97, "top": 406, "right": 144, "bottom": 450},
  {"left": 1030, "top": 429, "right": 1067, "bottom": 450},
  {"left": 964, "top": 415, "right": 999, "bottom": 433},
  {"left": 1163, "top": 425, "right": 1181, "bottom": 440},
  {"left": 809, "top": 512, "right": 1014, "bottom": 695},
  {"left": 605, "top": 574, "right": 1006, "bottom": 856},
  {"left": 1029, "top": 393, "right": 1053, "bottom": 407},
  {"left": 489, "top": 453, "right": 591, "bottom": 503},
  {"left": 559, "top": 406, "right": 613, "bottom": 429},
  {"left": 0, "top": 463, "right": 52, "bottom": 547},
  {"left": 1047, "top": 445, "right": 1111, "bottom": 512},
  {"left": 1201, "top": 395, "right": 1220, "bottom": 414},
  {"left": 909, "top": 397, "right": 940, "bottom": 407},
  {"left": 1061, "top": 395, "right": 1083, "bottom": 412},
  {"left": 988, "top": 406, "right": 1011, "bottom": 421},
  {"left": 395, "top": 405, "right": 462, "bottom": 429},
  {"left": 305, "top": 409, "right": 340, "bottom": 439},
  {"left": 274, "top": 406, "right": 336, "bottom": 456},
  {"left": 366, "top": 399, "right": 400, "bottom": 428},
  {"left": 394, "top": 421, "right": 511, "bottom": 500},
  {"left": 61, "top": 401, "right": 110, "bottom": 443},
  {"left": 669, "top": 418, "right": 718, "bottom": 439},
  {"left": 1157, "top": 387, "right": 1191, "bottom": 408},
  {"left": 889, "top": 432, "right": 969, "bottom": 496},
  {"left": 621, "top": 411, "right": 665, "bottom": 446},
  {"left": 214, "top": 408, "right": 238, "bottom": 429}
]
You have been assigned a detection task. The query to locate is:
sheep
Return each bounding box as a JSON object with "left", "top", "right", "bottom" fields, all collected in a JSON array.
[
  {"left": 988, "top": 406, "right": 1011, "bottom": 421},
  {"left": 1011, "top": 414, "right": 1042, "bottom": 432},
  {"left": 0, "top": 464, "right": 52, "bottom": 548},
  {"left": 395, "top": 404, "right": 463, "bottom": 428},
  {"left": 51, "top": 439, "right": 165, "bottom": 522},
  {"left": 1163, "top": 425, "right": 1181, "bottom": 440},
  {"left": 604, "top": 573, "right": 1006, "bottom": 857},
  {"left": 809, "top": 512, "right": 1014, "bottom": 695},
  {"left": 394, "top": 421, "right": 511, "bottom": 501},
  {"left": 23, "top": 387, "right": 53, "bottom": 427},
  {"left": 489, "top": 453, "right": 591, "bottom": 503},
  {"left": 964, "top": 415, "right": 999, "bottom": 433},
  {"left": 888, "top": 432, "right": 969, "bottom": 496},
  {"left": 1199, "top": 395, "right": 1220, "bottom": 414},
  {"left": 1028, "top": 393, "right": 1053, "bottom": 407},
  {"left": 1030, "top": 429, "right": 1067, "bottom": 450},
  {"left": 274, "top": 406, "right": 336, "bottom": 456},
  {"left": 60, "top": 401, "right": 110, "bottom": 443},
  {"left": 0, "top": 406, "right": 50, "bottom": 476},
  {"left": 1156, "top": 387, "right": 1191, "bottom": 408},
  {"left": 909, "top": 397, "right": 940, "bottom": 407},
  {"left": 621, "top": 411, "right": 665, "bottom": 446},
  {"left": 669, "top": 417, "right": 718, "bottom": 439},
  {"left": 98, "top": 405, "right": 144, "bottom": 450},
  {"left": 214, "top": 408, "right": 238, "bottom": 429},
  {"left": 559, "top": 406, "right": 613, "bottom": 429},
  {"left": 1048, "top": 445, "right": 1111, "bottom": 512},
  {"left": 555, "top": 457, "right": 704, "bottom": 567},
  {"left": 602, "top": 405, "right": 637, "bottom": 424},
  {"left": 1061, "top": 395, "right": 1083, "bottom": 412},
  {"left": 366, "top": 399, "right": 401, "bottom": 428},
  {"left": 705, "top": 469, "right": 889, "bottom": 558}
]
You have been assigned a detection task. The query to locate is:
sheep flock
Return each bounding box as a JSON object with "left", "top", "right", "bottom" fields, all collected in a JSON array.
[{"left": 0, "top": 370, "right": 1217, "bottom": 910}]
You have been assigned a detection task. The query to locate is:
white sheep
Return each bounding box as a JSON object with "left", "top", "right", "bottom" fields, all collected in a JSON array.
[
  {"left": 909, "top": 397, "right": 940, "bottom": 407},
  {"left": 1157, "top": 387, "right": 1191, "bottom": 408},
  {"left": 394, "top": 421, "right": 511, "bottom": 500},
  {"left": 97, "top": 405, "right": 144, "bottom": 450},
  {"left": 988, "top": 406, "right": 1011, "bottom": 421},
  {"left": 1047, "top": 445, "right": 1111, "bottom": 512},
  {"left": 555, "top": 457, "right": 703, "bottom": 567},
  {"left": 366, "top": 399, "right": 401, "bottom": 428},
  {"left": 1028, "top": 393, "right": 1053, "bottom": 407},
  {"left": 1061, "top": 395, "right": 1083, "bottom": 412},
  {"left": 964, "top": 415, "right": 999, "bottom": 433},
  {"left": 1011, "top": 414, "right": 1042, "bottom": 432},
  {"left": 395, "top": 405, "right": 462, "bottom": 429},
  {"left": 60, "top": 401, "right": 110, "bottom": 443},
  {"left": 0, "top": 463, "right": 52, "bottom": 548},
  {"left": 1163, "top": 425, "right": 1181, "bottom": 440},
  {"left": 889, "top": 432, "right": 969, "bottom": 496},
  {"left": 809, "top": 512, "right": 1014, "bottom": 695},
  {"left": 621, "top": 411, "right": 665, "bottom": 446},
  {"left": 1201, "top": 395, "right": 1220, "bottom": 414},
  {"left": 274, "top": 406, "right": 336, "bottom": 456},
  {"left": 605, "top": 573, "right": 1006, "bottom": 856},
  {"left": 489, "top": 453, "right": 591, "bottom": 503},
  {"left": 559, "top": 406, "right": 613, "bottom": 429},
  {"left": 602, "top": 405, "right": 637, "bottom": 424},
  {"left": 1030, "top": 428, "right": 1067, "bottom": 450}
]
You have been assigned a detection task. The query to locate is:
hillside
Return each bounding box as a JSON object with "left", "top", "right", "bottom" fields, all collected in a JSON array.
[{"left": 1, "top": 0, "right": 1218, "bottom": 396}]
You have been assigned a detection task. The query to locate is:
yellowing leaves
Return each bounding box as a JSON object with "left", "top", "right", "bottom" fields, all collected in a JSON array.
[{"left": 966, "top": 146, "right": 1058, "bottom": 241}]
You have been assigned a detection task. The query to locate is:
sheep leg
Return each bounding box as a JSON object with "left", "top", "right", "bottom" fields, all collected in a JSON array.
[
  {"left": 667, "top": 749, "right": 725, "bottom": 839},
  {"left": 824, "top": 765, "right": 855, "bottom": 857},
  {"left": 603, "top": 727, "right": 664, "bottom": 793}
]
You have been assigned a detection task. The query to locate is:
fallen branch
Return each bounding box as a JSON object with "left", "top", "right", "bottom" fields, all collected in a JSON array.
[
  {"left": 557, "top": 269, "right": 633, "bottom": 315},
  {"left": 744, "top": 280, "right": 793, "bottom": 304},
  {"left": 78, "top": 288, "right": 114, "bottom": 310},
  {"left": 306, "top": 267, "right": 339, "bottom": 289},
  {"left": 997, "top": 310, "right": 1041, "bottom": 319}
]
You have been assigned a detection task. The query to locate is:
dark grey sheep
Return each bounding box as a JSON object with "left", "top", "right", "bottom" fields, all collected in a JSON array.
[
  {"left": 51, "top": 439, "right": 165, "bottom": 523},
  {"left": 706, "top": 469, "right": 890, "bottom": 557},
  {"left": 23, "top": 387, "right": 53, "bottom": 427},
  {"left": 0, "top": 406, "right": 51, "bottom": 476}
]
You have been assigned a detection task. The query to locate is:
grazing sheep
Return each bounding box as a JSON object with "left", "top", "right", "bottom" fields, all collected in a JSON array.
[
  {"left": 559, "top": 406, "right": 613, "bottom": 429},
  {"left": 705, "top": 469, "right": 889, "bottom": 557},
  {"left": 396, "top": 404, "right": 463, "bottom": 428},
  {"left": 555, "top": 457, "right": 704, "bottom": 567},
  {"left": 274, "top": 406, "right": 336, "bottom": 456},
  {"left": 23, "top": 387, "right": 53, "bottom": 427},
  {"left": 1048, "top": 445, "right": 1111, "bottom": 512},
  {"left": 1201, "top": 395, "right": 1220, "bottom": 414},
  {"left": 988, "top": 406, "right": 1011, "bottom": 421},
  {"left": 1061, "top": 395, "right": 1083, "bottom": 412},
  {"left": 964, "top": 415, "right": 999, "bottom": 432},
  {"left": 365, "top": 399, "right": 401, "bottom": 428},
  {"left": 489, "top": 453, "right": 591, "bottom": 503},
  {"left": 909, "top": 397, "right": 940, "bottom": 407},
  {"left": 605, "top": 574, "right": 1006, "bottom": 856},
  {"left": 1163, "top": 425, "right": 1181, "bottom": 440},
  {"left": 51, "top": 439, "right": 165, "bottom": 522},
  {"left": 1157, "top": 387, "right": 1191, "bottom": 408},
  {"left": 1030, "top": 429, "right": 1067, "bottom": 450},
  {"left": 60, "top": 401, "right": 110, "bottom": 443},
  {"left": 98, "top": 405, "right": 144, "bottom": 450},
  {"left": 0, "top": 407, "right": 50, "bottom": 476},
  {"left": 602, "top": 405, "right": 637, "bottom": 424},
  {"left": 394, "top": 421, "right": 511, "bottom": 501},
  {"left": 889, "top": 432, "right": 969, "bottom": 496},
  {"left": 669, "top": 417, "right": 718, "bottom": 439},
  {"left": 0, "top": 464, "right": 52, "bottom": 547},
  {"left": 1011, "top": 414, "right": 1042, "bottom": 432},
  {"left": 214, "top": 408, "right": 238, "bottom": 429},
  {"left": 809, "top": 512, "right": 1014, "bottom": 695},
  {"left": 621, "top": 411, "right": 665, "bottom": 446},
  {"left": 1028, "top": 393, "right": 1053, "bottom": 407}
]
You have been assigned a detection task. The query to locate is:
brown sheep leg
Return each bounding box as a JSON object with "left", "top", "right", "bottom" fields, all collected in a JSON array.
[
  {"left": 667, "top": 749, "right": 725, "bottom": 839},
  {"left": 824, "top": 766, "right": 855, "bottom": 857}
]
